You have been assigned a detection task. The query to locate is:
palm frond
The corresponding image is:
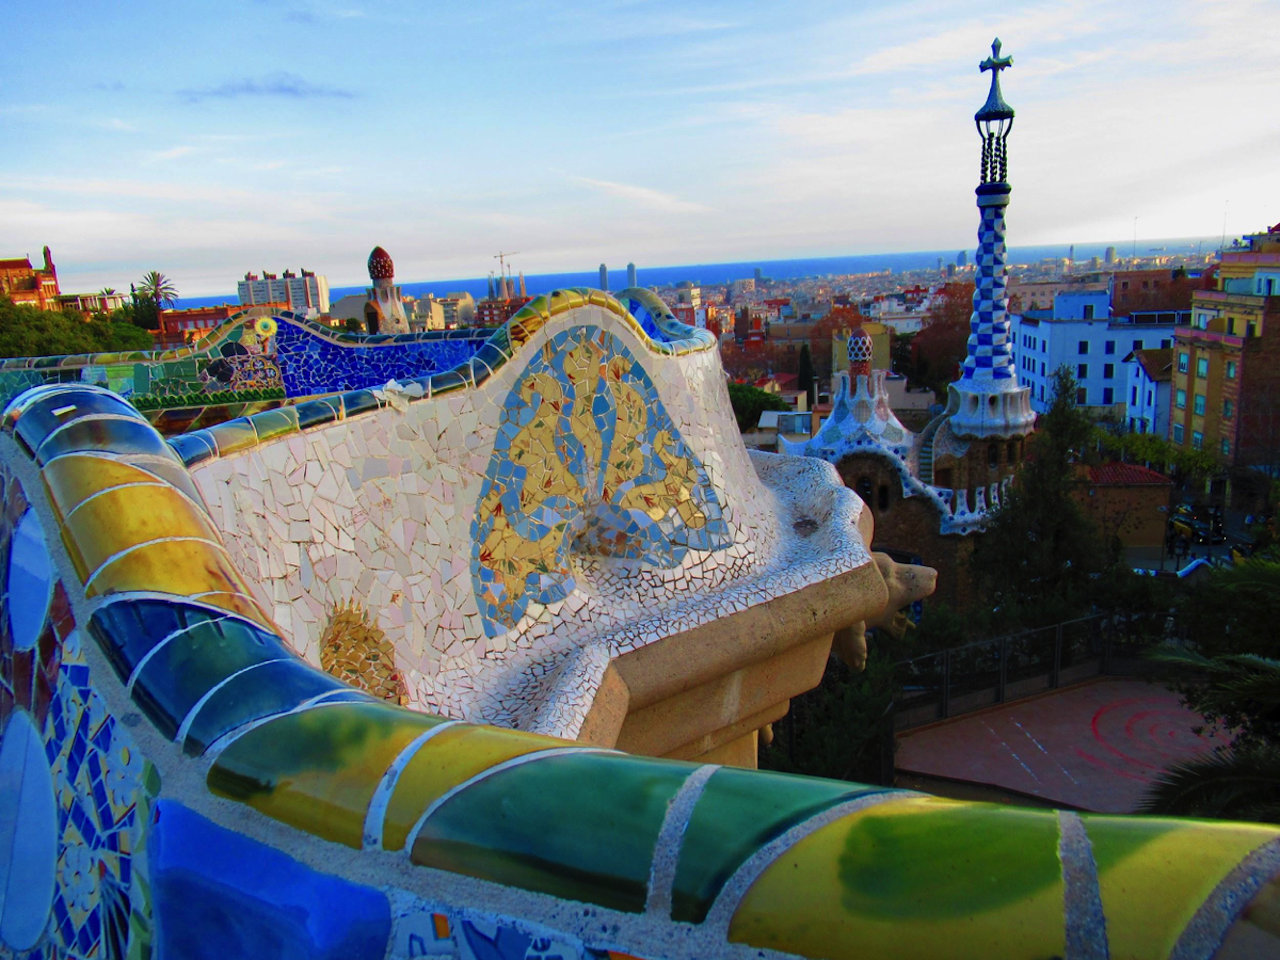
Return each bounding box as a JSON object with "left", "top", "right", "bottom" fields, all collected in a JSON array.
[{"left": 1138, "top": 744, "right": 1280, "bottom": 824}]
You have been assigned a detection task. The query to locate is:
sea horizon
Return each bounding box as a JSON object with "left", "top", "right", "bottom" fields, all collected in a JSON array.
[{"left": 174, "top": 236, "right": 1223, "bottom": 310}]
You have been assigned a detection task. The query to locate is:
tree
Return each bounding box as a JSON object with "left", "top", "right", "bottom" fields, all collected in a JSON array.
[
  {"left": 720, "top": 340, "right": 779, "bottom": 383},
  {"left": 809, "top": 305, "right": 863, "bottom": 385},
  {"left": 1140, "top": 648, "right": 1280, "bottom": 823},
  {"left": 1138, "top": 744, "right": 1280, "bottom": 823},
  {"left": 725, "top": 381, "right": 789, "bottom": 432},
  {"left": 908, "top": 282, "right": 973, "bottom": 399},
  {"left": 0, "top": 297, "right": 152, "bottom": 359},
  {"left": 1176, "top": 556, "right": 1280, "bottom": 661},
  {"left": 136, "top": 271, "right": 178, "bottom": 308},
  {"left": 970, "top": 367, "right": 1119, "bottom": 628},
  {"left": 797, "top": 343, "right": 815, "bottom": 408},
  {"left": 759, "top": 649, "right": 897, "bottom": 785},
  {"left": 133, "top": 271, "right": 178, "bottom": 331}
]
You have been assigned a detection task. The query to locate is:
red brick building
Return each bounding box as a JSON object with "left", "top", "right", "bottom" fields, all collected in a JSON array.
[
  {"left": 475, "top": 297, "right": 532, "bottom": 328},
  {"left": 1075, "top": 462, "right": 1173, "bottom": 550},
  {"left": 155, "top": 305, "right": 240, "bottom": 349},
  {"left": 0, "top": 247, "right": 60, "bottom": 310}
]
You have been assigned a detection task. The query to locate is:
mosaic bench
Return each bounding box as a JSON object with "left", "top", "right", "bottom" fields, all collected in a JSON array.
[{"left": 0, "top": 289, "right": 1277, "bottom": 959}]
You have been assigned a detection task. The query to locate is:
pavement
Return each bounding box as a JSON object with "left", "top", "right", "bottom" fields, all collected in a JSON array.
[{"left": 894, "top": 677, "right": 1225, "bottom": 813}]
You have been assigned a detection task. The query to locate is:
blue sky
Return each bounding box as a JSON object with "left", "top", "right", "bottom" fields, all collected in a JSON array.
[{"left": 4, "top": 0, "right": 1279, "bottom": 296}]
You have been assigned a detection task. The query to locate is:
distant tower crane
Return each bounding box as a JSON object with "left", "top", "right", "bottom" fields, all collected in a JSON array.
[{"left": 494, "top": 251, "right": 520, "bottom": 298}]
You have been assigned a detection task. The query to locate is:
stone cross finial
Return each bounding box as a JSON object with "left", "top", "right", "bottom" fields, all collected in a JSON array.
[{"left": 980, "top": 37, "right": 1012, "bottom": 77}]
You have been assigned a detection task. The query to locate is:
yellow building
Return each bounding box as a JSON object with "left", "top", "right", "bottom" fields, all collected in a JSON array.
[{"left": 1171, "top": 225, "right": 1280, "bottom": 492}]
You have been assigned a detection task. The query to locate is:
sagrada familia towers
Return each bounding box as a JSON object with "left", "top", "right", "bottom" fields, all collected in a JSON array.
[{"left": 783, "top": 39, "right": 1035, "bottom": 605}]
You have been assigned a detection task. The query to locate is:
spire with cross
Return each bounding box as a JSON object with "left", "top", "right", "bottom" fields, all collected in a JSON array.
[
  {"left": 941, "top": 38, "right": 1034, "bottom": 442},
  {"left": 975, "top": 38, "right": 1015, "bottom": 185}
]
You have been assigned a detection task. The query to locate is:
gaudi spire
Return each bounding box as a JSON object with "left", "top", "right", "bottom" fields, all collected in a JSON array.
[{"left": 944, "top": 37, "right": 1034, "bottom": 439}]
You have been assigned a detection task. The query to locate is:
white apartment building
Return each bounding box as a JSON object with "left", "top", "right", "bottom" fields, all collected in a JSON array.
[
  {"left": 1123, "top": 347, "right": 1172, "bottom": 437},
  {"left": 1010, "top": 289, "right": 1179, "bottom": 413},
  {"left": 237, "top": 269, "right": 330, "bottom": 317}
]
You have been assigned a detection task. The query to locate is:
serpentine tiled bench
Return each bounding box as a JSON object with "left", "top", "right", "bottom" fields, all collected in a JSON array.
[{"left": 0, "top": 290, "right": 1276, "bottom": 959}]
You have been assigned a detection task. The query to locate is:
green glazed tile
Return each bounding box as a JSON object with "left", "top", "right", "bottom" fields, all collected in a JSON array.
[
  {"left": 208, "top": 701, "right": 444, "bottom": 848},
  {"left": 181, "top": 658, "right": 358, "bottom": 756},
  {"left": 670, "top": 768, "right": 876, "bottom": 922},
  {"left": 206, "top": 418, "right": 259, "bottom": 456},
  {"left": 248, "top": 407, "right": 299, "bottom": 443},
  {"left": 411, "top": 752, "right": 691, "bottom": 913}
]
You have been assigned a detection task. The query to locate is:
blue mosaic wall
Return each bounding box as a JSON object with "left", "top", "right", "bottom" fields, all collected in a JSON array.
[{"left": 273, "top": 320, "right": 487, "bottom": 398}]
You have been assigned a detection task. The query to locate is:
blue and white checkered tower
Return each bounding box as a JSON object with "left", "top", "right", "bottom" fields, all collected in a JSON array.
[{"left": 944, "top": 39, "right": 1034, "bottom": 440}]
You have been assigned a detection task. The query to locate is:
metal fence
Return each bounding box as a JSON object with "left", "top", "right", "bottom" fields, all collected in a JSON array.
[{"left": 892, "top": 613, "right": 1160, "bottom": 730}]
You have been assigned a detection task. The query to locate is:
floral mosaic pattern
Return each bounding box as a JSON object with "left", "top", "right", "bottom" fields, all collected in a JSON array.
[
  {"left": 0, "top": 467, "right": 157, "bottom": 960},
  {"left": 471, "top": 325, "right": 731, "bottom": 637}
]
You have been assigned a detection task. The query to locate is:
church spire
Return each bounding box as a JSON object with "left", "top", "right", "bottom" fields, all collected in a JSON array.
[{"left": 942, "top": 38, "right": 1034, "bottom": 440}]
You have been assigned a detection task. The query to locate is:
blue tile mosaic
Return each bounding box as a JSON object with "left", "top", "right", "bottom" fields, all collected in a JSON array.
[
  {"left": 273, "top": 320, "right": 487, "bottom": 398},
  {"left": 148, "top": 800, "right": 391, "bottom": 960}
]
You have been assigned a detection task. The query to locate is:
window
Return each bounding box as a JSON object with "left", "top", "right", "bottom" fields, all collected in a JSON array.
[
  {"left": 1039, "top": 361, "right": 1045, "bottom": 375},
  {"left": 1196, "top": 357, "right": 1209, "bottom": 378},
  {"left": 1176, "top": 389, "right": 1186, "bottom": 409},
  {"left": 1076, "top": 387, "right": 1087, "bottom": 405},
  {"left": 1161, "top": 339, "right": 1171, "bottom": 348},
  {"left": 1192, "top": 431, "right": 1203, "bottom": 450},
  {"left": 1173, "top": 423, "right": 1184, "bottom": 443},
  {"left": 1041, "top": 339, "right": 1047, "bottom": 352},
  {"left": 1131, "top": 386, "right": 1138, "bottom": 405},
  {"left": 1222, "top": 438, "right": 1231, "bottom": 456},
  {"left": 1177, "top": 352, "right": 1189, "bottom": 373},
  {"left": 1103, "top": 387, "right": 1114, "bottom": 404},
  {"left": 1223, "top": 399, "right": 1234, "bottom": 419},
  {"left": 1103, "top": 363, "right": 1114, "bottom": 379},
  {"left": 1078, "top": 340, "right": 1089, "bottom": 354},
  {"left": 1193, "top": 394, "right": 1205, "bottom": 415},
  {"left": 1134, "top": 339, "right": 1143, "bottom": 349},
  {"left": 1083, "top": 305, "right": 1095, "bottom": 320},
  {"left": 1105, "top": 340, "right": 1116, "bottom": 355},
  {"left": 1226, "top": 361, "right": 1237, "bottom": 379},
  {"left": 1077, "top": 363, "right": 1088, "bottom": 379}
]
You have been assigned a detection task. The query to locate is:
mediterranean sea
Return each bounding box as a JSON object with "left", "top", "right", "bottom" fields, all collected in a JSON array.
[{"left": 175, "top": 237, "right": 1221, "bottom": 309}]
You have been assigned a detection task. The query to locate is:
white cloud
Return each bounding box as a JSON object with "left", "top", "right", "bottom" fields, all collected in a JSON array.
[
  {"left": 145, "top": 145, "right": 197, "bottom": 163},
  {"left": 573, "top": 177, "right": 712, "bottom": 215}
]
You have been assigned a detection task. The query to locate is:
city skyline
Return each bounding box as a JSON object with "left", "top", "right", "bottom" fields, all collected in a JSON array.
[{"left": 4, "top": 0, "right": 1278, "bottom": 297}]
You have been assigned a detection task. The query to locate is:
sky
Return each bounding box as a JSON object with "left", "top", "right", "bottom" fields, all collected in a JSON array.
[{"left": 3, "top": 0, "right": 1279, "bottom": 297}]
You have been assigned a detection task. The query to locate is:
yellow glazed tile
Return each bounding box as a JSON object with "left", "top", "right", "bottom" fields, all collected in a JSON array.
[
  {"left": 87, "top": 539, "right": 253, "bottom": 599},
  {"left": 728, "top": 796, "right": 1066, "bottom": 960},
  {"left": 548, "top": 289, "right": 585, "bottom": 316},
  {"left": 62, "top": 484, "right": 220, "bottom": 580},
  {"left": 1085, "top": 815, "right": 1276, "bottom": 960},
  {"left": 381, "top": 724, "right": 565, "bottom": 851},
  {"left": 42, "top": 454, "right": 160, "bottom": 521},
  {"left": 208, "top": 702, "right": 444, "bottom": 849}
]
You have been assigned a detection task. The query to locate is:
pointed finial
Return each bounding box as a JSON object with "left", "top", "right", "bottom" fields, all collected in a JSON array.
[{"left": 975, "top": 38, "right": 1014, "bottom": 123}]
